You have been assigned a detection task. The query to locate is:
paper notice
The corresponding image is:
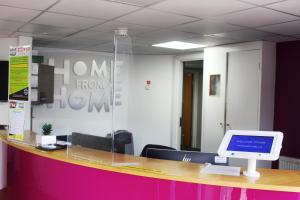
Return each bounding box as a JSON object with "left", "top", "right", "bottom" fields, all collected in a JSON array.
[
  {"left": 201, "top": 164, "right": 241, "bottom": 176},
  {"left": 31, "top": 63, "right": 39, "bottom": 75},
  {"left": 31, "top": 89, "right": 38, "bottom": 102},
  {"left": 8, "top": 101, "right": 25, "bottom": 141},
  {"left": 31, "top": 76, "right": 38, "bottom": 87}
]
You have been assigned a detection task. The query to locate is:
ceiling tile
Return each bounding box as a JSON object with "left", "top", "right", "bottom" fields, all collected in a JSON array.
[
  {"left": 13, "top": 31, "right": 63, "bottom": 40},
  {"left": 33, "top": 38, "right": 57, "bottom": 47},
  {"left": 130, "top": 36, "right": 155, "bottom": 46},
  {"left": 214, "top": 7, "right": 298, "bottom": 27},
  {"left": 0, "top": 30, "right": 15, "bottom": 35},
  {"left": 150, "top": 0, "right": 254, "bottom": 18},
  {"left": 32, "top": 12, "right": 104, "bottom": 29},
  {"left": 182, "top": 35, "right": 239, "bottom": 46},
  {"left": 117, "top": 9, "right": 197, "bottom": 28},
  {"left": 0, "top": 20, "right": 24, "bottom": 32},
  {"left": 257, "top": 20, "right": 300, "bottom": 35},
  {"left": 263, "top": 35, "right": 298, "bottom": 42},
  {"left": 210, "top": 29, "right": 275, "bottom": 41},
  {"left": 0, "top": 0, "right": 58, "bottom": 10},
  {"left": 81, "top": 42, "right": 114, "bottom": 52},
  {"left": 44, "top": 38, "right": 97, "bottom": 50},
  {"left": 133, "top": 45, "right": 184, "bottom": 55},
  {"left": 172, "top": 20, "right": 244, "bottom": 35},
  {"left": 91, "top": 21, "right": 158, "bottom": 35},
  {"left": 19, "top": 23, "right": 78, "bottom": 36},
  {"left": 105, "top": 0, "right": 162, "bottom": 7},
  {"left": 69, "top": 30, "right": 113, "bottom": 42},
  {"left": 136, "top": 29, "right": 198, "bottom": 42},
  {"left": 0, "top": 6, "right": 40, "bottom": 22},
  {"left": 239, "top": 0, "right": 288, "bottom": 6},
  {"left": 267, "top": 0, "right": 300, "bottom": 16},
  {"left": 49, "top": 0, "right": 140, "bottom": 20},
  {"left": 61, "top": 37, "right": 101, "bottom": 46}
]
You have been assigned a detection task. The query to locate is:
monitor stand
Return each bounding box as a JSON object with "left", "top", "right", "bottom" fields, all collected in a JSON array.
[{"left": 243, "top": 159, "right": 260, "bottom": 178}]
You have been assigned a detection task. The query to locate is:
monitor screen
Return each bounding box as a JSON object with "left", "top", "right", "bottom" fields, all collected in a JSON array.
[
  {"left": 227, "top": 135, "right": 274, "bottom": 153},
  {"left": 0, "top": 61, "right": 9, "bottom": 102}
]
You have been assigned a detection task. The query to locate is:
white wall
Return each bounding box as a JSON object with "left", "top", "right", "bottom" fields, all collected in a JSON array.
[
  {"left": 34, "top": 49, "right": 174, "bottom": 155},
  {"left": 0, "top": 141, "right": 7, "bottom": 189},
  {"left": 260, "top": 42, "right": 276, "bottom": 131},
  {"left": 128, "top": 55, "right": 174, "bottom": 155},
  {"left": 202, "top": 41, "right": 276, "bottom": 168},
  {"left": 33, "top": 48, "right": 127, "bottom": 136},
  {"left": 18, "top": 36, "right": 33, "bottom": 130},
  {"left": 202, "top": 41, "right": 267, "bottom": 153},
  {"left": 0, "top": 38, "right": 18, "bottom": 125}
]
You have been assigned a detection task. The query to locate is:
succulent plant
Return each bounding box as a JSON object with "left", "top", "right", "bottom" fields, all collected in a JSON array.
[{"left": 42, "top": 123, "right": 52, "bottom": 135}]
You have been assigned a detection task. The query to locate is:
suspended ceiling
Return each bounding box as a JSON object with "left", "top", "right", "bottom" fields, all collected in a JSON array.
[{"left": 0, "top": 0, "right": 299, "bottom": 54}]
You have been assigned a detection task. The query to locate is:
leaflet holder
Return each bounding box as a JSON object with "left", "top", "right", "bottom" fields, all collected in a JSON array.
[{"left": 218, "top": 130, "right": 283, "bottom": 178}]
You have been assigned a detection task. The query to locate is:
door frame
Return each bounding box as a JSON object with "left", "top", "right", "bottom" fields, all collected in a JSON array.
[
  {"left": 182, "top": 69, "right": 201, "bottom": 148},
  {"left": 171, "top": 53, "right": 204, "bottom": 149}
]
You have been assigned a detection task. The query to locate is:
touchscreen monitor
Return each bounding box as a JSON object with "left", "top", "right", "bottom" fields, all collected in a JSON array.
[{"left": 226, "top": 135, "right": 274, "bottom": 153}]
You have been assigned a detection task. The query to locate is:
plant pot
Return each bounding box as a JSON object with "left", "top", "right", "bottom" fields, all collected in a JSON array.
[{"left": 36, "top": 135, "right": 56, "bottom": 145}]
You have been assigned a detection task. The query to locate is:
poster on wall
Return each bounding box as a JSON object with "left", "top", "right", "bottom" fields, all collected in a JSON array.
[
  {"left": 8, "top": 101, "right": 25, "bottom": 141},
  {"left": 9, "top": 46, "right": 31, "bottom": 101},
  {"left": 209, "top": 74, "right": 221, "bottom": 96}
]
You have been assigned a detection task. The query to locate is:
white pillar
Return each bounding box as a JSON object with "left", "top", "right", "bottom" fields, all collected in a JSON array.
[
  {"left": 0, "top": 141, "right": 7, "bottom": 189},
  {"left": 18, "top": 36, "right": 33, "bottom": 131}
]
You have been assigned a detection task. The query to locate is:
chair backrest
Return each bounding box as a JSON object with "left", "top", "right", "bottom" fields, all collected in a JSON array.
[
  {"left": 72, "top": 132, "right": 112, "bottom": 152},
  {"left": 112, "top": 130, "right": 134, "bottom": 155},
  {"left": 145, "top": 148, "right": 228, "bottom": 165},
  {"left": 56, "top": 135, "right": 71, "bottom": 142},
  {"left": 140, "top": 144, "right": 176, "bottom": 157}
]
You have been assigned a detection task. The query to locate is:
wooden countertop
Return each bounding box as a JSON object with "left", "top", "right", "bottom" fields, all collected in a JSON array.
[{"left": 1, "top": 131, "right": 300, "bottom": 193}]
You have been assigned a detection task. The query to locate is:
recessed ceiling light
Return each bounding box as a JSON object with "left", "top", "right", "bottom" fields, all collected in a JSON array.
[{"left": 152, "top": 41, "right": 205, "bottom": 50}]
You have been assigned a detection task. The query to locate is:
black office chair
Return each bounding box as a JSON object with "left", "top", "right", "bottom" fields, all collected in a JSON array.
[
  {"left": 72, "top": 132, "right": 112, "bottom": 152},
  {"left": 140, "top": 144, "right": 176, "bottom": 157},
  {"left": 145, "top": 148, "right": 228, "bottom": 166},
  {"left": 56, "top": 135, "right": 71, "bottom": 142},
  {"left": 0, "top": 125, "right": 7, "bottom": 130},
  {"left": 112, "top": 130, "right": 134, "bottom": 155}
]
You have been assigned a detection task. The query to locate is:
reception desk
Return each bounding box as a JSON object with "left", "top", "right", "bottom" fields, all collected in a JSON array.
[{"left": 0, "top": 131, "right": 300, "bottom": 200}]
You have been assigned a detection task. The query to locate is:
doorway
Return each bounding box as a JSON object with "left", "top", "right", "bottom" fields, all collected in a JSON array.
[{"left": 180, "top": 60, "right": 203, "bottom": 151}]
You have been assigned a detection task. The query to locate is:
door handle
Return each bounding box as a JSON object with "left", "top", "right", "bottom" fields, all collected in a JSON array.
[{"left": 226, "top": 123, "right": 232, "bottom": 130}]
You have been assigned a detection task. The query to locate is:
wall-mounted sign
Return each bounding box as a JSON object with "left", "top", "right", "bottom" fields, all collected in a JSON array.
[
  {"left": 209, "top": 74, "right": 221, "bottom": 96},
  {"left": 9, "top": 46, "right": 31, "bottom": 101}
]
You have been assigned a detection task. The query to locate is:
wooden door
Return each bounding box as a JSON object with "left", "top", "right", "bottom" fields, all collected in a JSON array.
[{"left": 181, "top": 73, "right": 193, "bottom": 148}]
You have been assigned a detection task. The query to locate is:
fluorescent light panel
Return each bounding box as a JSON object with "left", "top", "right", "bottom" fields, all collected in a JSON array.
[{"left": 152, "top": 41, "right": 205, "bottom": 50}]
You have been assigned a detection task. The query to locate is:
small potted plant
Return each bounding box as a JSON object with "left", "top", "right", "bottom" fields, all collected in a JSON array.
[
  {"left": 36, "top": 123, "right": 56, "bottom": 145},
  {"left": 42, "top": 123, "right": 52, "bottom": 135}
]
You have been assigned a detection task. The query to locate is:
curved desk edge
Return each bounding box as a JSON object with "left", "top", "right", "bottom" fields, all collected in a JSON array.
[{"left": 1, "top": 132, "right": 300, "bottom": 193}]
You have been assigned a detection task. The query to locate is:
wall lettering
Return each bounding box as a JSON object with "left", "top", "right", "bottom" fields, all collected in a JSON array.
[{"left": 47, "top": 58, "right": 124, "bottom": 113}]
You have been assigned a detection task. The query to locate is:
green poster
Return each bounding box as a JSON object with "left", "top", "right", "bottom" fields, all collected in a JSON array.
[{"left": 9, "top": 46, "right": 31, "bottom": 101}]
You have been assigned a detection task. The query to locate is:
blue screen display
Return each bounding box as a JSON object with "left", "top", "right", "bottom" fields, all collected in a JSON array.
[{"left": 227, "top": 135, "right": 274, "bottom": 153}]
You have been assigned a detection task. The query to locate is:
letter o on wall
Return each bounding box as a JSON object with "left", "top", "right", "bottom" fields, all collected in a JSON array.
[
  {"left": 74, "top": 61, "right": 87, "bottom": 76},
  {"left": 68, "top": 90, "right": 87, "bottom": 110}
]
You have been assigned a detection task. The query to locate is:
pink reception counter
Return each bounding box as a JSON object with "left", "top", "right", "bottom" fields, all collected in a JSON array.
[{"left": 0, "top": 131, "right": 300, "bottom": 200}]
